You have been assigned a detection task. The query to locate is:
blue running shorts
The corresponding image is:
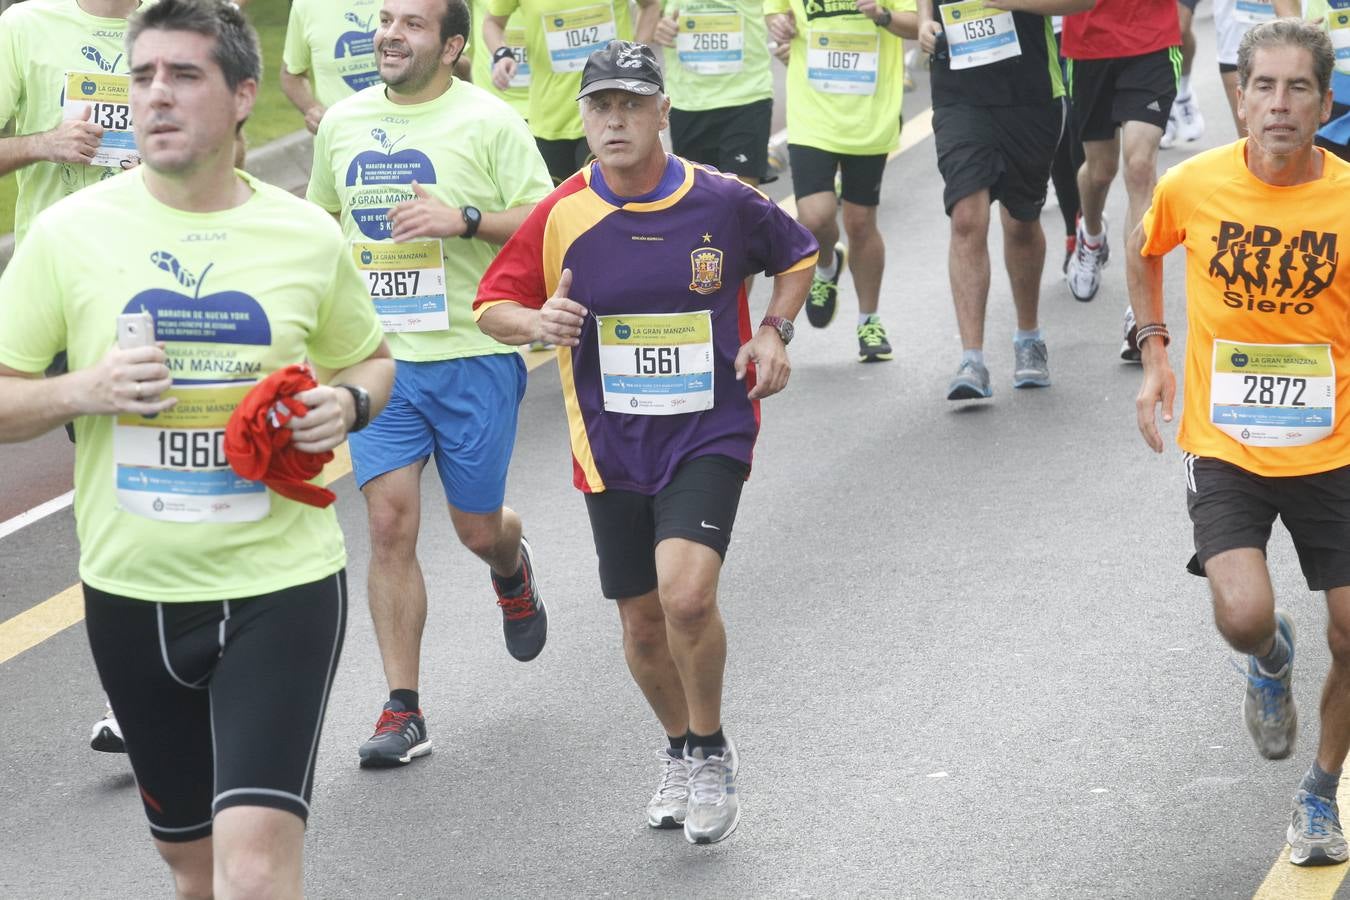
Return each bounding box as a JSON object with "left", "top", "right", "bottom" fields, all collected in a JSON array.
[{"left": 349, "top": 353, "right": 527, "bottom": 514}]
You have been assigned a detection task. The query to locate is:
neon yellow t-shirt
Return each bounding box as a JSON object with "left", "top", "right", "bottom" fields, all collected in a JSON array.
[
  {"left": 0, "top": 0, "right": 141, "bottom": 246},
  {"left": 487, "top": 0, "right": 636, "bottom": 139},
  {"left": 660, "top": 0, "right": 773, "bottom": 112},
  {"left": 469, "top": 0, "right": 531, "bottom": 118},
  {"left": 307, "top": 80, "right": 553, "bottom": 361},
  {"left": 282, "top": 0, "right": 382, "bottom": 110},
  {"left": 762, "top": 0, "right": 913, "bottom": 155},
  {"left": 0, "top": 171, "right": 385, "bottom": 603}
]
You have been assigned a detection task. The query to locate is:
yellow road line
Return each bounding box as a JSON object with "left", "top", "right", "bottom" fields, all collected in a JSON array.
[
  {"left": 0, "top": 347, "right": 561, "bottom": 665},
  {"left": 1254, "top": 780, "right": 1350, "bottom": 898}
]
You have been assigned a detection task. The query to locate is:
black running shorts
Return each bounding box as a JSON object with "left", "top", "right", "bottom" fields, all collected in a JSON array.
[
  {"left": 933, "top": 99, "right": 1064, "bottom": 221},
  {"left": 1068, "top": 48, "right": 1180, "bottom": 141},
  {"left": 84, "top": 572, "right": 348, "bottom": 842},
  {"left": 584, "top": 454, "right": 749, "bottom": 599},
  {"left": 669, "top": 98, "right": 772, "bottom": 180},
  {"left": 787, "top": 143, "right": 888, "bottom": 207},
  {"left": 1184, "top": 454, "right": 1350, "bottom": 591},
  {"left": 535, "top": 136, "right": 591, "bottom": 185}
]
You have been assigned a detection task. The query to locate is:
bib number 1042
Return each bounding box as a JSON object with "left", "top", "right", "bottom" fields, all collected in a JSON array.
[
  {"left": 634, "top": 346, "right": 681, "bottom": 375},
  {"left": 1243, "top": 375, "right": 1307, "bottom": 406},
  {"left": 158, "top": 430, "right": 227, "bottom": 469}
]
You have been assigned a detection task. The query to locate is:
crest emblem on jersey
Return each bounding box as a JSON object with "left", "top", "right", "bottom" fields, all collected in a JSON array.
[{"left": 689, "top": 247, "right": 724, "bottom": 294}]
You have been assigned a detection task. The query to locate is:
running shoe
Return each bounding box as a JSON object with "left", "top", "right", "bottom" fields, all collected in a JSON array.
[
  {"left": 684, "top": 739, "right": 739, "bottom": 845},
  {"left": 493, "top": 536, "right": 548, "bottom": 662},
  {"left": 1066, "top": 215, "right": 1109, "bottom": 302},
  {"left": 1012, "top": 338, "right": 1050, "bottom": 388},
  {"left": 358, "top": 701, "right": 431, "bottom": 768},
  {"left": 1160, "top": 107, "right": 1179, "bottom": 150},
  {"left": 946, "top": 359, "right": 991, "bottom": 401},
  {"left": 1289, "top": 789, "right": 1349, "bottom": 866},
  {"left": 1174, "top": 95, "right": 1205, "bottom": 144},
  {"left": 90, "top": 706, "right": 125, "bottom": 753},
  {"left": 647, "top": 748, "right": 691, "bottom": 829},
  {"left": 1062, "top": 235, "right": 1076, "bottom": 274},
  {"left": 806, "top": 245, "right": 846, "bottom": 328},
  {"left": 1243, "top": 609, "right": 1298, "bottom": 761},
  {"left": 1120, "top": 306, "right": 1141, "bottom": 362},
  {"left": 857, "top": 317, "right": 893, "bottom": 362}
]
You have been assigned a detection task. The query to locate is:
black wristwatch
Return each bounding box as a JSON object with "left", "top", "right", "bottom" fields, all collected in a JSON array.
[
  {"left": 874, "top": 7, "right": 892, "bottom": 27},
  {"left": 337, "top": 383, "right": 371, "bottom": 433},
  {"left": 492, "top": 45, "right": 517, "bottom": 66},
  {"left": 760, "top": 315, "right": 794, "bottom": 346},
  {"left": 460, "top": 205, "right": 482, "bottom": 240}
]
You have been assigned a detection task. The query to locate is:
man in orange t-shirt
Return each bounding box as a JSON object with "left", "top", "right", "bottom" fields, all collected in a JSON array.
[{"left": 1131, "top": 19, "right": 1350, "bottom": 869}]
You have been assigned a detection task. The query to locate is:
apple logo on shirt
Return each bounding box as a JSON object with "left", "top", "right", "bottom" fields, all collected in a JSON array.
[
  {"left": 336, "top": 11, "right": 381, "bottom": 92},
  {"left": 345, "top": 128, "right": 437, "bottom": 240},
  {"left": 123, "top": 251, "right": 272, "bottom": 347}
]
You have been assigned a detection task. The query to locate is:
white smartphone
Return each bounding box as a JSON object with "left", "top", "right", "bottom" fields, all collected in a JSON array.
[{"left": 117, "top": 311, "right": 155, "bottom": 349}]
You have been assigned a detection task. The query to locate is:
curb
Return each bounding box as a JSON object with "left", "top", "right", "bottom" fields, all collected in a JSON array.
[{"left": 0, "top": 128, "right": 314, "bottom": 273}]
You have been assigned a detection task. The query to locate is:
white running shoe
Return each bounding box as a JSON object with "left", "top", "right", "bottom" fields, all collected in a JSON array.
[
  {"left": 646, "top": 748, "right": 690, "bottom": 829},
  {"left": 90, "top": 706, "right": 125, "bottom": 753},
  {"left": 1174, "top": 95, "right": 1205, "bottom": 144},
  {"left": 1160, "top": 108, "right": 1179, "bottom": 150},
  {"left": 1066, "top": 216, "right": 1110, "bottom": 302},
  {"left": 684, "top": 739, "right": 739, "bottom": 844}
]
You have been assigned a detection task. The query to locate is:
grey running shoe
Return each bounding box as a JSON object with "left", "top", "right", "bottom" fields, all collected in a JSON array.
[
  {"left": 806, "top": 244, "right": 846, "bottom": 328},
  {"left": 1013, "top": 338, "right": 1050, "bottom": 388},
  {"left": 947, "top": 359, "right": 992, "bottom": 401},
  {"left": 1120, "top": 306, "right": 1141, "bottom": 362},
  {"left": 493, "top": 536, "right": 547, "bottom": 662},
  {"left": 1066, "top": 216, "right": 1109, "bottom": 302},
  {"left": 1243, "top": 609, "right": 1297, "bottom": 761},
  {"left": 1289, "top": 789, "right": 1349, "bottom": 867},
  {"left": 90, "top": 705, "right": 125, "bottom": 753},
  {"left": 647, "top": 749, "right": 690, "bottom": 829},
  {"left": 857, "top": 317, "right": 893, "bottom": 362},
  {"left": 684, "top": 739, "right": 739, "bottom": 845},
  {"left": 358, "top": 701, "right": 432, "bottom": 768}
]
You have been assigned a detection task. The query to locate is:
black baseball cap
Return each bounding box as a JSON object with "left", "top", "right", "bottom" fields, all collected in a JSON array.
[{"left": 575, "top": 40, "right": 664, "bottom": 100}]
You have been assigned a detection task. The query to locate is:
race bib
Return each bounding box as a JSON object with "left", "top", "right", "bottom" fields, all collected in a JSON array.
[
  {"left": 1329, "top": 1, "right": 1350, "bottom": 76},
  {"left": 806, "top": 30, "right": 879, "bottom": 95},
  {"left": 114, "top": 382, "right": 269, "bottom": 523},
  {"left": 353, "top": 240, "right": 449, "bottom": 334},
  {"left": 939, "top": 2, "right": 1022, "bottom": 70},
  {"left": 1233, "top": 0, "right": 1275, "bottom": 26},
  {"left": 676, "top": 13, "right": 744, "bottom": 75},
  {"left": 596, "top": 311, "right": 714, "bottom": 415},
  {"left": 1210, "top": 340, "right": 1335, "bottom": 447},
  {"left": 543, "top": 5, "right": 618, "bottom": 72},
  {"left": 505, "top": 25, "right": 533, "bottom": 87},
  {"left": 63, "top": 72, "right": 137, "bottom": 169}
]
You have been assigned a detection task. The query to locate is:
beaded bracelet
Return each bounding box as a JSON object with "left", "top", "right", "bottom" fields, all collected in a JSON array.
[{"left": 1135, "top": 322, "right": 1170, "bottom": 348}]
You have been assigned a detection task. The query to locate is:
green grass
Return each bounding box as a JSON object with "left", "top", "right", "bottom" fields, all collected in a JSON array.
[{"left": 0, "top": 0, "right": 303, "bottom": 237}]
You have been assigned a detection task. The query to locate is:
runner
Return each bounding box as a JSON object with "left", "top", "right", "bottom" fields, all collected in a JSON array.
[
  {"left": 638, "top": 0, "right": 771, "bottom": 187},
  {"left": 765, "top": 0, "right": 917, "bottom": 362},
  {"left": 280, "top": 0, "right": 384, "bottom": 134},
  {"left": 474, "top": 41, "right": 817, "bottom": 844},
  {"left": 1131, "top": 18, "right": 1350, "bottom": 867},
  {"left": 307, "top": 0, "right": 554, "bottom": 768},
  {"left": 484, "top": 0, "right": 659, "bottom": 183},
  {"left": 918, "top": 0, "right": 1091, "bottom": 401},
  {"left": 467, "top": 0, "right": 529, "bottom": 117},
  {"left": 0, "top": 1, "right": 394, "bottom": 893}
]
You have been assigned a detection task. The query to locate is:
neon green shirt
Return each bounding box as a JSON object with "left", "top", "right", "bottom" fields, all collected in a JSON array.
[
  {"left": 487, "top": 0, "right": 636, "bottom": 139},
  {"left": 469, "top": 0, "right": 531, "bottom": 118},
  {"left": 0, "top": 171, "right": 385, "bottom": 603},
  {"left": 660, "top": 0, "right": 773, "bottom": 112},
  {"left": 307, "top": 80, "right": 552, "bottom": 361},
  {"left": 762, "top": 0, "right": 914, "bottom": 155},
  {"left": 282, "top": 0, "right": 382, "bottom": 110},
  {"left": 0, "top": 0, "right": 140, "bottom": 246}
]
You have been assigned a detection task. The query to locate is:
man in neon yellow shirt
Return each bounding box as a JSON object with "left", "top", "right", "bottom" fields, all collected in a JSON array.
[
  {"left": 308, "top": 0, "right": 554, "bottom": 768},
  {"left": 640, "top": 0, "right": 773, "bottom": 186},
  {"left": 280, "top": 0, "right": 384, "bottom": 133},
  {"left": 0, "top": 0, "right": 145, "bottom": 246},
  {"left": 484, "top": 0, "right": 660, "bottom": 182},
  {"left": 467, "top": 0, "right": 529, "bottom": 116},
  {"left": 0, "top": 2, "right": 393, "bottom": 893},
  {"left": 765, "top": 0, "right": 917, "bottom": 362}
]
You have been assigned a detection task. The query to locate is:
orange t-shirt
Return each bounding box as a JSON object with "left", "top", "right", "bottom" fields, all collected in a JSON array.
[{"left": 1141, "top": 140, "right": 1350, "bottom": 477}]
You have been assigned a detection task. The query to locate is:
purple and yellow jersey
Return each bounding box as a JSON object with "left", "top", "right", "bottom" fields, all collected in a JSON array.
[{"left": 475, "top": 155, "right": 818, "bottom": 495}]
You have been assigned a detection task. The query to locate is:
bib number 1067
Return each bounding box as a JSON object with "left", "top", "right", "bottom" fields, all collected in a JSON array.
[
  {"left": 158, "top": 430, "right": 227, "bottom": 468},
  {"left": 634, "top": 346, "right": 681, "bottom": 375},
  {"left": 1243, "top": 375, "right": 1307, "bottom": 406}
]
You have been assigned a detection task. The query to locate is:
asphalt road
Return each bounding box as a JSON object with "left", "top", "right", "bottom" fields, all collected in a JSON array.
[{"left": 2, "top": 10, "right": 1345, "bottom": 899}]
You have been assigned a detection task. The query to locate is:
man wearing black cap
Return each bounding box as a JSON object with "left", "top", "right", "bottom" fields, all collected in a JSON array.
[{"left": 474, "top": 40, "right": 819, "bottom": 845}]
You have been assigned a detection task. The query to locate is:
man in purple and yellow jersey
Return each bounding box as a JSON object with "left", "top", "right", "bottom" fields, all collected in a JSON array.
[{"left": 475, "top": 41, "right": 816, "bottom": 845}]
